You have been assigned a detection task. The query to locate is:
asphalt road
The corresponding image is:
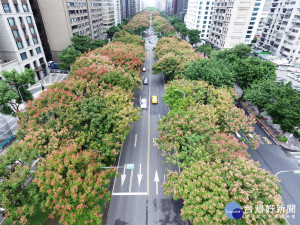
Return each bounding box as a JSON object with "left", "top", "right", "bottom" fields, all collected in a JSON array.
[
  {"left": 106, "top": 22, "right": 187, "bottom": 225},
  {"left": 237, "top": 102, "right": 300, "bottom": 225}
]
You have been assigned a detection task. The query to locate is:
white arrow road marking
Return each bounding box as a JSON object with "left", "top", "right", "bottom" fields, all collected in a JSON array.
[
  {"left": 154, "top": 170, "right": 159, "bottom": 195},
  {"left": 134, "top": 133, "right": 137, "bottom": 148},
  {"left": 129, "top": 169, "right": 133, "bottom": 192},
  {"left": 137, "top": 164, "right": 143, "bottom": 187},
  {"left": 121, "top": 164, "right": 126, "bottom": 187}
]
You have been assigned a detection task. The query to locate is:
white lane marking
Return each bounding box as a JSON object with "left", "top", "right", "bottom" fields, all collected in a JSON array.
[
  {"left": 129, "top": 169, "right": 133, "bottom": 192},
  {"left": 112, "top": 192, "right": 148, "bottom": 196},
  {"left": 134, "top": 133, "right": 137, "bottom": 148},
  {"left": 157, "top": 86, "right": 158, "bottom": 92},
  {"left": 59, "top": 75, "right": 65, "bottom": 82},
  {"left": 55, "top": 74, "right": 59, "bottom": 82},
  {"left": 137, "top": 164, "right": 143, "bottom": 187},
  {"left": 290, "top": 152, "right": 300, "bottom": 154},
  {"left": 154, "top": 170, "right": 159, "bottom": 195},
  {"left": 10, "top": 123, "right": 18, "bottom": 130},
  {"left": 294, "top": 156, "right": 300, "bottom": 158},
  {"left": 253, "top": 131, "right": 263, "bottom": 144},
  {"left": 159, "top": 113, "right": 161, "bottom": 120},
  {"left": 121, "top": 164, "right": 126, "bottom": 187},
  {"left": 141, "top": 85, "right": 143, "bottom": 91},
  {"left": 241, "top": 132, "right": 249, "bottom": 141}
]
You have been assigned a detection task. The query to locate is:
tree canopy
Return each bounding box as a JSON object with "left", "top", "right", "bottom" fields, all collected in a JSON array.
[
  {"left": 187, "top": 29, "right": 201, "bottom": 45},
  {"left": 58, "top": 46, "right": 81, "bottom": 70}
]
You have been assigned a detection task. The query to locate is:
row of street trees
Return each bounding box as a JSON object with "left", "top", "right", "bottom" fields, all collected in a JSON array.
[
  {"left": 153, "top": 11, "right": 286, "bottom": 224},
  {"left": 151, "top": 11, "right": 201, "bottom": 45},
  {"left": 0, "top": 11, "right": 150, "bottom": 225},
  {"left": 196, "top": 42, "right": 300, "bottom": 132}
]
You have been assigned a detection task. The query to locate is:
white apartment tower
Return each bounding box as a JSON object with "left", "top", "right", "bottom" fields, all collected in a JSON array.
[
  {"left": 208, "top": 0, "right": 265, "bottom": 49},
  {"left": 258, "top": 0, "right": 300, "bottom": 64},
  {"left": 185, "top": 0, "right": 215, "bottom": 39},
  {"left": 0, "top": 0, "right": 47, "bottom": 81}
]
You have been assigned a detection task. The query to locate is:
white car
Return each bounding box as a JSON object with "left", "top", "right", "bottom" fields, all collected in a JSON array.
[{"left": 140, "top": 98, "right": 147, "bottom": 109}]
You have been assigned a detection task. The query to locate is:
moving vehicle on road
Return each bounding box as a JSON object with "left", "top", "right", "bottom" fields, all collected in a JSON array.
[
  {"left": 140, "top": 98, "right": 147, "bottom": 109},
  {"left": 143, "top": 78, "right": 148, "bottom": 85},
  {"left": 152, "top": 96, "right": 158, "bottom": 104}
]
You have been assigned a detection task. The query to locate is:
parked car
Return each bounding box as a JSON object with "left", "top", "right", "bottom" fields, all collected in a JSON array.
[
  {"left": 140, "top": 98, "right": 147, "bottom": 109},
  {"left": 143, "top": 78, "right": 148, "bottom": 85},
  {"left": 294, "top": 75, "right": 300, "bottom": 82},
  {"left": 49, "top": 62, "right": 60, "bottom": 69},
  {"left": 142, "top": 67, "right": 146, "bottom": 72}
]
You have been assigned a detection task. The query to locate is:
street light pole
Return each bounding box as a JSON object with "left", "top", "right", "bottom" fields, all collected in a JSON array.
[
  {"left": 16, "top": 84, "right": 27, "bottom": 104},
  {"left": 174, "top": 88, "right": 185, "bottom": 98}
]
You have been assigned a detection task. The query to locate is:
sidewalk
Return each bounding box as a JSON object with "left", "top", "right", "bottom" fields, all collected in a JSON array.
[
  {"left": 0, "top": 72, "right": 69, "bottom": 151},
  {"left": 242, "top": 101, "right": 300, "bottom": 151}
]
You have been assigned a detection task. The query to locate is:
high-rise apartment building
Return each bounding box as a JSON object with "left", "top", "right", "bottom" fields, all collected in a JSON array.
[
  {"left": 0, "top": 0, "right": 47, "bottom": 81},
  {"left": 208, "top": 0, "right": 265, "bottom": 49},
  {"left": 173, "top": 0, "right": 188, "bottom": 18},
  {"left": 257, "top": 0, "right": 300, "bottom": 63},
  {"left": 120, "top": 0, "right": 136, "bottom": 19},
  {"left": 29, "top": 0, "right": 121, "bottom": 61},
  {"left": 185, "top": 0, "right": 215, "bottom": 39}
]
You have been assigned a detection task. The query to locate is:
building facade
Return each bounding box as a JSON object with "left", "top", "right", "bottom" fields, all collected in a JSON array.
[
  {"left": 184, "top": 0, "right": 215, "bottom": 39},
  {"left": 29, "top": 0, "right": 121, "bottom": 61},
  {"left": 207, "top": 0, "right": 266, "bottom": 49},
  {"left": 257, "top": 0, "right": 300, "bottom": 63},
  {"left": 0, "top": 0, "right": 47, "bottom": 81}
]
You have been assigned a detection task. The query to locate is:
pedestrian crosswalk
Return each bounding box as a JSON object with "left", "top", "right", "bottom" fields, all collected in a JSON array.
[{"left": 289, "top": 152, "right": 300, "bottom": 163}]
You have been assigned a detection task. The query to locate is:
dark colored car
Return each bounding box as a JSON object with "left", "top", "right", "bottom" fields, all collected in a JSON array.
[
  {"left": 49, "top": 63, "right": 60, "bottom": 69},
  {"left": 143, "top": 78, "right": 149, "bottom": 85}
]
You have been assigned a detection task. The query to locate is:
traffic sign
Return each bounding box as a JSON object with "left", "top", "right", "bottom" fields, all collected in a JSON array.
[
  {"left": 293, "top": 170, "right": 300, "bottom": 174},
  {"left": 126, "top": 164, "right": 134, "bottom": 170}
]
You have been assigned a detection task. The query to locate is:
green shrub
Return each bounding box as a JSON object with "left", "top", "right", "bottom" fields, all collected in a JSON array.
[
  {"left": 293, "top": 130, "right": 300, "bottom": 138},
  {"left": 279, "top": 136, "right": 288, "bottom": 142},
  {"left": 257, "top": 114, "right": 264, "bottom": 119},
  {"left": 275, "top": 135, "right": 280, "bottom": 139}
]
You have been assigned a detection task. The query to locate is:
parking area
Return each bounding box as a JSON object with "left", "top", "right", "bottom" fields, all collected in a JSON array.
[{"left": 276, "top": 69, "right": 300, "bottom": 92}]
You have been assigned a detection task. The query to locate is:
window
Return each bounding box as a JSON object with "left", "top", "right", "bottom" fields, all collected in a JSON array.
[
  {"left": 36, "top": 47, "right": 41, "bottom": 54},
  {"left": 201, "top": 34, "right": 205, "bottom": 37},
  {"left": 196, "top": 25, "right": 199, "bottom": 28},
  {"left": 7, "top": 17, "right": 15, "bottom": 26},
  {"left": 206, "top": 6, "right": 209, "bottom": 10},
  {"left": 14, "top": 4, "right": 19, "bottom": 12},
  {"left": 33, "top": 61, "right": 37, "bottom": 68},
  {"left": 26, "top": 39, "right": 30, "bottom": 46},
  {"left": 248, "top": 26, "right": 253, "bottom": 29},
  {"left": 255, "top": 3, "right": 261, "bottom": 6},
  {"left": 199, "top": 6, "right": 202, "bottom": 10},
  {"left": 252, "top": 13, "right": 258, "bottom": 16},
  {"left": 22, "top": 28, "right": 27, "bottom": 36},
  {"left": 20, "top": 52, "right": 27, "bottom": 60},
  {"left": 203, "top": 25, "right": 206, "bottom": 28},
  {"left": 12, "top": 30, "right": 20, "bottom": 38},
  {"left": 204, "top": 16, "right": 207, "bottom": 19},
  {"left": 202, "top": 30, "right": 205, "bottom": 33},
  {"left": 198, "top": 16, "right": 201, "bottom": 19},
  {"left": 33, "top": 37, "right": 38, "bottom": 44},
  {"left": 247, "top": 30, "right": 252, "bottom": 34},
  {"left": 19, "top": 17, "right": 23, "bottom": 24},
  {"left": 253, "top": 7, "right": 259, "bottom": 11},
  {"left": 205, "top": 11, "right": 208, "bottom": 15},
  {"left": 30, "top": 27, "right": 35, "bottom": 34},
  {"left": 16, "top": 41, "right": 23, "bottom": 49},
  {"left": 22, "top": 4, "right": 29, "bottom": 12},
  {"left": 197, "top": 20, "right": 200, "bottom": 23},
  {"left": 200, "top": 1, "right": 203, "bottom": 5},
  {"left": 30, "top": 50, "right": 33, "bottom": 56},
  {"left": 250, "top": 22, "right": 255, "bottom": 25},
  {"left": 26, "top": 16, "right": 32, "bottom": 24},
  {"left": 206, "top": 1, "right": 210, "bottom": 5},
  {"left": 246, "top": 35, "right": 251, "bottom": 38},
  {"left": 2, "top": 3, "right": 11, "bottom": 13},
  {"left": 251, "top": 17, "right": 256, "bottom": 20},
  {"left": 204, "top": 21, "right": 207, "bottom": 24}
]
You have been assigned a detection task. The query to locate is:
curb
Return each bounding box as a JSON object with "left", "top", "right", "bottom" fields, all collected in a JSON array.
[{"left": 239, "top": 100, "right": 283, "bottom": 147}]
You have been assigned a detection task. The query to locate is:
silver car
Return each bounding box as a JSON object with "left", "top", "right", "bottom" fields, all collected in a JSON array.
[{"left": 140, "top": 98, "right": 147, "bottom": 109}]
